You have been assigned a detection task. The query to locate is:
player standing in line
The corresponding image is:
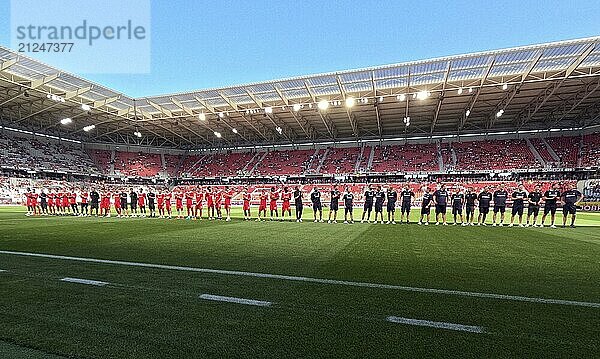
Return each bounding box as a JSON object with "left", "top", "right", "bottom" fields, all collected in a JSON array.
[
  {"left": 206, "top": 187, "right": 215, "bottom": 220},
  {"left": 62, "top": 191, "right": 70, "bottom": 215},
  {"left": 56, "top": 189, "right": 64, "bottom": 215},
  {"left": 89, "top": 188, "right": 100, "bottom": 217},
  {"left": 464, "top": 187, "right": 478, "bottom": 226},
  {"left": 477, "top": 187, "right": 492, "bottom": 226},
  {"left": 130, "top": 188, "right": 138, "bottom": 218},
  {"left": 185, "top": 189, "right": 194, "bottom": 219},
  {"left": 418, "top": 187, "right": 433, "bottom": 225},
  {"left": 386, "top": 186, "right": 397, "bottom": 224},
  {"left": 561, "top": 185, "right": 583, "bottom": 228},
  {"left": 361, "top": 185, "right": 375, "bottom": 223},
  {"left": 451, "top": 188, "right": 465, "bottom": 225},
  {"left": 526, "top": 185, "right": 542, "bottom": 227},
  {"left": 342, "top": 187, "right": 355, "bottom": 224},
  {"left": 138, "top": 189, "right": 147, "bottom": 217},
  {"left": 24, "top": 188, "right": 32, "bottom": 216},
  {"left": 310, "top": 186, "right": 323, "bottom": 223},
  {"left": 195, "top": 187, "right": 204, "bottom": 220},
  {"left": 281, "top": 187, "right": 292, "bottom": 221},
  {"left": 293, "top": 186, "right": 303, "bottom": 222},
  {"left": 223, "top": 187, "right": 233, "bottom": 221},
  {"left": 80, "top": 188, "right": 89, "bottom": 216},
  {"left": 328, "top": 185, "right": 340, "bottom": 224},
  {"left": 432, "top": 184, "right": 449, "bottom": 226},
  {"left": 119, "top": 189, "right": 128, "bottom": 217},
  {"left": 47, "top": 190, "right": 55, "bottom": 215},
  {"left": 373, "top": 185, "right": 386, "bottom": 224},
  {"left": 39, "top": 189, "right": 48, "bottom": 216},
  {"left": 147, "top": 189, "right": 156, "bottom": 218},
  {"left": 175, "top": 190, "right": 184, "bottom": 219},
  {"left": 540, "top": 183, "right": 561, "bottom": 228},
  {"left": 509, "top": 184, "right": 528, "bottom": 227},
  {"left": 257, "top": 189, "right": 268, "bottom": 221},
  {"left": 113, "top": 192, "right": 122, "bottom": 218},
  {"left": 269, "top": 187, "right": 279, "bottom": 221},
  {"left": 400, "top": 185, "right": 415, "bottom": 224},
  {"left": 214, "top": 189, "right": 223, "bottom": 220},
  {"left": 69, "top": 189, "right": 79, "bottom": 216},
  {"left": 165, "top": 191, "right": 173, "bottom": 219},
  {"left": 103, "top": 189, "right": 112, "bottom": 217},
  {"left": 492, "top": 184, "right": 508, "bottom": 226},
  {"left": 157, "top": 192, "right": 165, "bottom": 218},
  {"left": 242, "top": 187, "right": 252, "bottom": 220}
]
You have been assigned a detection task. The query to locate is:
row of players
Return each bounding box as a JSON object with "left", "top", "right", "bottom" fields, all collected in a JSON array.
[{"left": 23, "top": 182, "right": 584, "bottom": 228}]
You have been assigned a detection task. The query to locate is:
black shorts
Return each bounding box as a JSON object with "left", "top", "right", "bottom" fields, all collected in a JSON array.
[
  {"left": 120, "top": 200, "right": 128, "bottom": 209},
  {"left": 528, "top": 206, "right": 539, "bottom": 216},
  {"left": 363, "top": 202, "right": 373, "bottom": 211},
  {"left": 493, "top": 205, "right": 506, "bottom": 214},
  {"left": 435, "top": 204, "right": 447, "bottom": 215},
  {"left": 544, "top": 204, "right": 557, "bottom": 215},
  {"left": 512, "top": 205, "right": 524, "bottom": 216},
  {"left": 452, "top": 206, "right": 462, "bottom": 215},
  {"left": 401, "top": 202, "right": 411, "bottom": 214},
  {"left": 41, "top": 202, "right": 48, "bottom": 209},
  {"left": 149, "top": 203, "right": 155, "bottom": 210},
  {"left": 421, "top": 207, "right": 430, "bottom": 215},
  {"left": 312, "top": 202, "right": 322, "bottom": 211},
  {"left": 130, "top": 202, "right": 137, "bottom": 210},
  {"left": 466, "top": 205, "right": 475, "bottom": 216},
  {"left": 345, "top": 207, "right": 353, "bottom": 215},
  {"left": 387, "top": 203, "right": 396, "bottom": 212},
  {"left": 374, "top": 203, "right": 383, "bottom": 213},
  {"left": 330, "top": 202, "right": 339, "bottom": 211},
  {"left": 563, "top": 204, "right": 577, "bottom": 215},
  {"left": 479, "top": 206, "right": 490, "bottom": 215},
  {"left": 90, "top": 202, "right": 99, "bottom": 209}
]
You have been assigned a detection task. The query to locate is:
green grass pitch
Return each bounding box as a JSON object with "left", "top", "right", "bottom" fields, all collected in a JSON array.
[{"left": 0, "top": 206, "right": 599, "bottom": 358}]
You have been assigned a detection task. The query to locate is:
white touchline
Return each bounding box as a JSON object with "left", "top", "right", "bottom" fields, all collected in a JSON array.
[
  {"left": 386, "top": 316, "right": 485, "bottom": 333},
  {"left": 60, "top": 277, "right": 109, "bottom": 286},
  {"left": 1, "top": 250, "right": 599, "bottom": 309},
  {"left": 199, "top": 294, "right": 272, "bottom": 307},
  {"left": 0, "top": 269, "right": 6, "bottom": 272}
]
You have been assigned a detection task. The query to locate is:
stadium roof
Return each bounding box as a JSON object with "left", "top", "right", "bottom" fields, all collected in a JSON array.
[{"left": 1, "top": 36, "right": 600, "bottom": 149}]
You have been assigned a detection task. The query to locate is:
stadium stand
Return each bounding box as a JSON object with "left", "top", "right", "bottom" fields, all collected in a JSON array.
[
  {"left": 164, "top": 154, "right": 182, "bottom": 177},
  {"left": 453, "top": 139, "right": 541, "bottom": 171},
  {"left": 545, "top": 136, "right": 580, "bottom": 168},
  {"left": 581, "top": 133, "right": 600, "bottom": 167},
  {"left": 113, "top": 151, "right": 162, "bottom": 177},
  {"left": 370, "top": 144, "right": 439, "bottom": 173},
  {"left": 182, "top": 152, "right": 255, "bottom": 177},
  {"left": 320, "top": 147, "right": 361, "bottom": 174},
  {"left": 88, "top": 150, "right": 112, "bottom": 174},
  {"left": 253, "top": 149, "right": 313, "bottom": 176},
  {"left": 529, "top": 138, "right": 556, "bottom": 165}
]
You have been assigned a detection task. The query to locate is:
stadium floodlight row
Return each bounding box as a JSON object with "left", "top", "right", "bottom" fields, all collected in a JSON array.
[{"left": 23, "top": 181, "right": 584, "bottom": 228}]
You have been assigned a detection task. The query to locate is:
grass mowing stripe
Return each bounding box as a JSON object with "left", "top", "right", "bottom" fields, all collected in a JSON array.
[
  {"left": 386, "top": 316, "right": 485, "bottom": 333},
  {"left": 60, "top": 277, "right": 109, "bottom": 286},
  {"left": 2, "top": 250, "right": 599, "bottom": 309},
  {"left": 199, "top": 294, "right": 272, "bottom": 307}
]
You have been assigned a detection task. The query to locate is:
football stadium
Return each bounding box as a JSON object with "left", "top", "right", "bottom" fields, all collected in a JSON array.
[{"left": 1, "top": 2, "right": 600, "bottom": 358}]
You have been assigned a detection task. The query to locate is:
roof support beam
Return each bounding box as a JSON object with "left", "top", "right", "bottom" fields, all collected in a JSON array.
[
  {"left": 371, "top": 72, "right": 382, "bottom": 138},
  {"left": 272, "top": 85, "right": 312, "bottom": 139},
  {"left": 337, "top": 75, "right": 358, "bottom": 139},
  {"left": 430, "top": 62, "right": 452, "bottom": 133},
  {"left": 304, "top": 81, "right": 335, "bottom": 139},
  {"left": 459, "top": 56, "right": 496, "bottom": 130},
  {"left": 218, "top": 92, "right": 268, "bottom": 142}
]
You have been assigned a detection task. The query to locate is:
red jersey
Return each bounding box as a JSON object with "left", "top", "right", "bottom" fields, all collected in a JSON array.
[
  {"left": 195, "top": 192, "right": 204, "bottom": 204},
  {"left": 270, "top": 192, "right": 279, "bottom": 202},
  {"left": 260, "top": 194, "right": 268, "bottom": 206},
  {"left": 224, "top": 191, "right": 232, "bottom": 207},
  {"left": 31, "top": 193, "right": 39, "bottom": 205},
  {"left": 25, "top": 192, "right": 32, "bottom": 206},
  {"left": 81, "top": 192, "right": 88, "bottom": 204},
  {"left": 113, "top": 193, "right": 121, "bottom": 208},
  {"left": 69, "top": 193, "right": 77, "bottom": 205},
  {"left": 243, "top": 193, "right": 251, "bottom": 210},
  {"left": 282, "top": 192, "right": 291, "bottom": 203},
  {"left": 157, "top": 194, "right": 165, "bottom": 208},
  {"left": 62, "top": 193, "right": 69, "bottom": 206},
  {"left": 164, "top": 194, "right": 172, "bottom": 208},
  {"left": 47, "top": 193, "right": 54, "bottom": 206},
  {"left": 215, "top": 191, "right": 222, "bottom": 205},
  {"left": 138, "top": 193, "right": 146, "bottom": 206},
  {"left": 175, "top": 193, "right": 183, "bottom": 208},
  {"left": 185, "top": 192, "right": 194, "bottom": 207}
]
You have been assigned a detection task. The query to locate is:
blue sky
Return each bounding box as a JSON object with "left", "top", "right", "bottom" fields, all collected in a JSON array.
[{"left": 1, "top": 0, "right": 598, "bottom": 97}]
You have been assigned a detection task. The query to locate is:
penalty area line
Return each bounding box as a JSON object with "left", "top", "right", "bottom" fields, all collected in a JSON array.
[
  {"left": 60, "top": 277, "right": 109, "bottom": 286},
  {"left": 199, "top": 294, "right": 272, "bottom": 307},
  {"left": 1, "top": 250, "right": 599, "bottom": 309}
]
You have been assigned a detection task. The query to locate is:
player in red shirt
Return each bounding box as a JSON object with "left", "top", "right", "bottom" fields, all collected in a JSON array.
[
  {"left": 138, "top": 189, "right": 147, "bottom": 217},
  {"left": 281, "top": 187, "right": 292, "bottom": 221},
  {"left": 101, "top": 189, "right": 111, "bottom": 217},
  {"left": 242, "top": 187, "right": 251, "bottom": 220},
  {"left": 157, "top": 192, "right": 165, "bottom": 218},
  {"left": 269, "top": 187, "right": 280, "bottom": 221},
  {"left": 257, "top": 189, "right": 268, "bottom": 222},
  {"left": 185, "top": 190, "right": 195, "bottom": 219},
  {"left": 24, "top": 188, "right": 33, "bottom": 216},
  {"left": 195, "top": 187, "right": 204, "bottom": 220},
  {"left": 206, "top": 187, "right": 215, "bottom": 220},
  {"left": 223, "top": 187, "right": 233, "bottom": 221},
  {"left": 113, "top": 192, "right": 122, "bottom": 218},
  {"left": 175, "top": 190, "right": 184, "bottom": 219},
  {"left": 69, "top": 190, "right": 79, "bottom": 216},
  {"left": 47, "top": 190, "right": 55, "bottom": 215},
  {"left": 80, "top": 189, "right": 89, "bottom": 216},
  {"left": 62, "top": 191, "right": 70, "bottom": 215},
  {"left": 165, "top": 192, "right": 173, "bottom": 219}
]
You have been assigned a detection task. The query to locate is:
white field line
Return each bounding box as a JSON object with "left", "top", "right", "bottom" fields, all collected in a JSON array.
[
  {"left": 60, "top": 277, "right": 109, "bottom": 286},
  {"left": 0, "top": 269, "right": 6, "bottom": 272},
  {"left": 386, "top": 316, "right": 485, "bottom": 333},
  {"left": 1, "top": 250, "right": 599, "bottom": 309},
  {"left": 199, "top": 294, "right": 272, "bottom": 307}
]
